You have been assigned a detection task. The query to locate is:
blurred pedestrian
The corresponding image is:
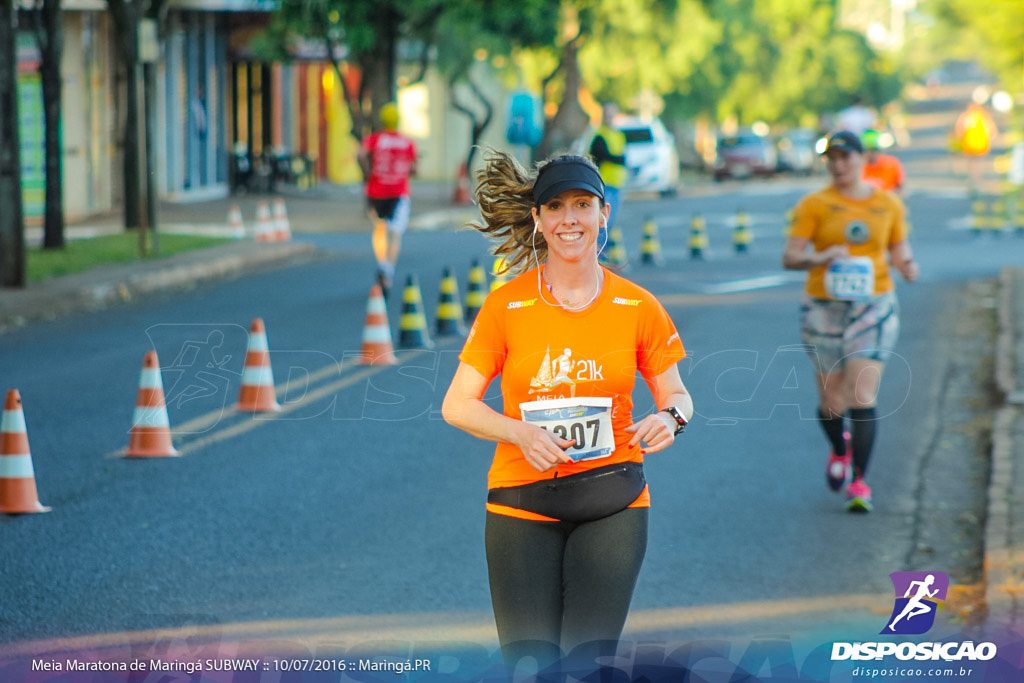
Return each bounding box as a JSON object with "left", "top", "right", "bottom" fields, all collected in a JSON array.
[
  {"left": 358, "top": 102, "right": 417, "bottom": 297},
  {"left": 782, "top": 131, "right": 918, "bottom": 513},
  {"left": 442, "top": 151, "right": 692, "bottom": 676},
  {"left": 588, "top": 102, "right": 627, "bottom": 262},
  {"left": 860, "top": 129, "right": 905, "bottom": 197},
  {"left": 954, "top": 101, "right": 997, "bottom": 196},
  {"left": 836, "top": 96, "right": 877, "bottom": 137}
]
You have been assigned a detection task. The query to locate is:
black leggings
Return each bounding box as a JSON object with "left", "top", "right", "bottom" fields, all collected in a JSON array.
[{"left": 485, "top": 507, "right": 648, "bottom": 674}]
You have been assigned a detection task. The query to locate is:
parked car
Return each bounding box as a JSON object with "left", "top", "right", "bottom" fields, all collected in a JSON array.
[
  {"left": 712, "top": 130, "right": 777, "bottom": 180},
  {"left": 617, "top": 116, "right": 680, "bottom": 195},
  {"left": 775, "top": 128, "right": 821, "bottom": 175}
]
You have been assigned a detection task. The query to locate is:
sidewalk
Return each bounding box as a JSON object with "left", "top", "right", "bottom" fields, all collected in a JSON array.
[
  {"left": 987, "top": 265, "right": 1024, "bottom": 633},
  {"left": 3, "top": 180, "right": 479, "bottom": 333}
]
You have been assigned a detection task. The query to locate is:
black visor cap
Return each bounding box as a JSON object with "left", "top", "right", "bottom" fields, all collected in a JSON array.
[{"left": 532, "top": 159, "right": 605, "bottom": 207}]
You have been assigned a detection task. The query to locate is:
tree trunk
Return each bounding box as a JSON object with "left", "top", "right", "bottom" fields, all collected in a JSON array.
[
  {"left": 367, "top": 3, "right": 399, "bottom": 119},
  {"left": 108, "top": 0, "right": 141, "bottom": 231},
  {"left": 0, "top": 0, "right": 25, "bottom": 287},
  {"left": 536, "top": 37, "right": 588, "bottom": 160},
  {"left": 39, "top": 0, "right": 64, "bottom": 249}
]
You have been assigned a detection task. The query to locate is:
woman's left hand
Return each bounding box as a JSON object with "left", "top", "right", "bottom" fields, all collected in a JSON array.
[{"left": 625, "top": 412, "right": 676, "bottom": 454}]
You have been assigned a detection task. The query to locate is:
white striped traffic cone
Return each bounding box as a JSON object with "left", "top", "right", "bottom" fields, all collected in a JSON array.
[
  {"left": 255, "top": 201, "right": 275, "bottom": 242},
  {"left": 359, "top": 284, "right": 398, "bottom": 365},
  {"left": 226, "top": 204, "right": 246, "bottom": 239},
  {"left": 272, "top": 198, "right": 292, "bottom": 242},
  {"left": 236, "top": 318, "right": 281, "bottom": 412},
  {"left": 126, "top": 351, "right": 179, "bottom": 458},
  {"left": 0, "top": 389, "right": 51, "bottom": 513}
]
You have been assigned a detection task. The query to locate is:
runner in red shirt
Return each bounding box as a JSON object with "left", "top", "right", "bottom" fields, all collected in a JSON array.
[
  {"left": 443, "top": 151, "right": 692, "bottom": 676},
  {"left": 358, "top": 103, "right": 417, "bottom": 296}
]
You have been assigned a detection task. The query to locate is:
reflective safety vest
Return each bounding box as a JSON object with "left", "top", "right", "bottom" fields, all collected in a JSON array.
[{"left": 592, "top": 126, "right": 628, "bottom": 189}]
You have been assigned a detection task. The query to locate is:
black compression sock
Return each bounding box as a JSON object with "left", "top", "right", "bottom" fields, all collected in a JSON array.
[
  {"left": 849, "top": 407, "right": 877, "bottom": 478},
  {"left": 817, "top": 409, "right": 846, "bottom": 456}
]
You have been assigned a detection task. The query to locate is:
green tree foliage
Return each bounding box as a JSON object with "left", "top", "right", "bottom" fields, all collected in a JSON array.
[
  {"left": 534, "top": 0, "right": 900, "bottom": 145},
  {"left": 261, "top": 0, "right": 448, "bottom": 141},
  {"left": 924, "top": 0, "right": 1024, "bottom": 94},
  {"left": 430, "top": 0, "right": 559, "bottom": 169},
  {"left": 262, "top": 0, "right": 556, "bottom": 168},
  {"left": 264, "top": 0, "right": 905, "bottom": 161},
  {"left": 581, "top": 0, "right": 718, "bottom": 108},
  {"left": 658, "top": 0, "right": 900, "bottom": 128}
]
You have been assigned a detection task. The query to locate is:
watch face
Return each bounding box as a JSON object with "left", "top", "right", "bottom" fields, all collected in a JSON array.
[{"left": 663, "top": 407, "right": 686, "bottom": 433}]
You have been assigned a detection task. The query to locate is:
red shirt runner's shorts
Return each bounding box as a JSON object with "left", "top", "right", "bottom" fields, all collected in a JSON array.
[{"left": 363, "top": 131, "right": 417, "bottom": 199}]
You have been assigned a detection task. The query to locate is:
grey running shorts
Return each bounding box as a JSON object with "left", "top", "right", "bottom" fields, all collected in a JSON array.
[{"left": 799, "top": 290, "right": 900, "bottom": 371}]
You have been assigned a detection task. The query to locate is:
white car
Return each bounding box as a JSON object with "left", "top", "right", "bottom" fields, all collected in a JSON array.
[{"left": 617, "top": 116, "right": 680, "bottom": 196}]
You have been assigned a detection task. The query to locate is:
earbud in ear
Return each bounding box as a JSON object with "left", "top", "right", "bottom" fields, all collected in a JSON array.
[{"left": 534, "top": 222, "right": 540, "bottom": 233}]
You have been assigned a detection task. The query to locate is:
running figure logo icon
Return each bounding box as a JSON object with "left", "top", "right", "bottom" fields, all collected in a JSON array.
[{"left": 881, "top": 571, "right": 949, "bottom": 635}]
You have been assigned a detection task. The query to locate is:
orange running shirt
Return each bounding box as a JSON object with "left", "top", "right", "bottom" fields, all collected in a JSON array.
[
  {"left": 459, "top": 267, "right": 685, "bottom": 518},
  {"left": 790, "top": 186, "right": 908, "bottom": 299},
  {"left": 862, "top": 154, "right": 905, "bottom": 193}
]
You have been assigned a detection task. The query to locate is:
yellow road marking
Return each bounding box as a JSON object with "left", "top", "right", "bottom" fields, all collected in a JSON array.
[
  {"left": 176, "top": 349, "right": 431, "bottom": 456},
  {"left": 104, "top": 349, "right": 433, "bottom": 459},
  {"left": 4, "top": 593, "right": 891, "bottom": 657},
  {"left": 659, "top": 289, "right": 795, "bottom": 307}
]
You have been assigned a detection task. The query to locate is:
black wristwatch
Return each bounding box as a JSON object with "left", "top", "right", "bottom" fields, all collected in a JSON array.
[{"left": 660, "top": 406, "right": 688, "bottom": 435}]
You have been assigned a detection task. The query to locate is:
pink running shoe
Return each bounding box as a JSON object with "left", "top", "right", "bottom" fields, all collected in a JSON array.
[
  {"left": 845, "top": 477, "right": 873, "bottom": 513},
  {"left": 826, "top": 432, "right": 852, "bottom": 492}
]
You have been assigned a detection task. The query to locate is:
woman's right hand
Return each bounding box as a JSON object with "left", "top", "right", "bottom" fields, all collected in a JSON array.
[
  {"left": 818, "top": 244, "right": 850, "bottom": 264},
  {"left": 515, "top": 423, "right": 575, "bottom": 472}
]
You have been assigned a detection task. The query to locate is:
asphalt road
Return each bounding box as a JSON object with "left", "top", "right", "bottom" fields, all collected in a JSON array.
[{"left": 2, "top": 174, "right": 1022, "bottom": 671}]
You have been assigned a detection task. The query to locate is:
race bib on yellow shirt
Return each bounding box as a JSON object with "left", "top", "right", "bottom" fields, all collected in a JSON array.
[
  {"left": 825, "top": 257, "right": 874, "bottom": 300},
  {"left": 519, "top": 397, "right": 615, "bottom": 462}
]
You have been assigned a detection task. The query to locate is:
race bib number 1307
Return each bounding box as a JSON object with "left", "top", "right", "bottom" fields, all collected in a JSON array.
[{"left": 519, "top": 397, "right": 615, "bottom": 462}]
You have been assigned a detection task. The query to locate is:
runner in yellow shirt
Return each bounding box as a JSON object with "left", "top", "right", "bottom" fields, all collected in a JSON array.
[{"left": 782, "top": 131, "right": 919, "bottom": 513}]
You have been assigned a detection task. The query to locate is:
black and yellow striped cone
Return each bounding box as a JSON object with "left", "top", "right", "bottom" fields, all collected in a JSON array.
[
  {"left": 465, "top": 259, "right": 488, "bottom": 323},
  {"left": 689, "top": 213, "right": 708, "bottom": 259},
  {"left": 1013, "top": 194, "right": 1024, "bottom": 236},
  {"left": 640, "top": 217, "right": 664, "bottom": 266},
  {"left": 435, "top": 266, "right": 467, "bottom": 337},
  {"left": 988, "top": 198, "right": 1007, "bottom": 236},
  {"left": 970, "top": 197, "right": 987, "bottom": 237},
  {"left": 398, "top": 274, "right": 433, "bottom": 349},
  {"left": 491, "top": 256, "right": 510, "bottom": 292},
  {"left": 600, "top": 226, "right": 629, "bottom": 269},
  {"left": 732, "top": 209, "right": 753, "bottom": 254}
]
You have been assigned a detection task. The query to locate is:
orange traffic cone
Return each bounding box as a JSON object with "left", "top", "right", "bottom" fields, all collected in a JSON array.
[
  {"left": 126, "top": 351, "right": 179, "bottom": 458},
  {"left": 272, "top": 198, "right": 292, "bottom": 242},
  {"left": 255, "top": 201, "right": 275, "bottom": 242},
  {"left": 236, "top": 318, "right": 281, "bottom": 412},
  {"left": 0, "top": 390, "right": 51, "bottom": 513},
  {"left": 359, "top": 284, "right": 399, "bottom": 365},
  {"left": 453, "top": 162, "right": 471, "bottom": 204},
  {"left": 227, "top": 204, "right": 246, "bottom": 239}
]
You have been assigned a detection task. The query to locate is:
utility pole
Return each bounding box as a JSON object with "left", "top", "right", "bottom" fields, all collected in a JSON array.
[{"left": 0, "top": 0, "right": 26, "bottom": 288}]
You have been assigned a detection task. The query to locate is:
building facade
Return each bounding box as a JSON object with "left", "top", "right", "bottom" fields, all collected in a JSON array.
[{"left": 15, "top": 2, "right": 519, "bottom": 227}]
